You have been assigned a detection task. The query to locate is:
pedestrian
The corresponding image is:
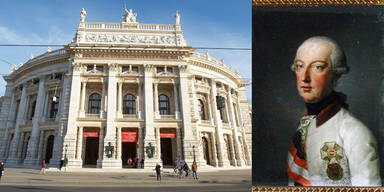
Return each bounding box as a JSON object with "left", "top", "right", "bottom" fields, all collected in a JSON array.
[
  {"left": 177, "top": 157, "right": 182, "bottom": 179},
  {"left": 183, "top": 162, "right": 190, "bottom": 177},
  {"left": 192, "top": 161, "right": 198, "bottom": 180},
  {"left": 140, "top": 158, "right": 144, "bottom": 168},
  {"left": 59, "top": 160, "right": 64, "bottom": 170},
  {"left": 134, "top": 157, "right": 138, "bottom": 168},
  {"left": 128, "top": 157, "right": 132, "bottom": 168},
  {"left": 155, "top": 163, "right": 161, "bottom": 181},
  {"left": 40, "top": 160, "right": 46, "bottom": 175},
  {"left": 0, "top": 162, "right": 4, "bottom": 181}
]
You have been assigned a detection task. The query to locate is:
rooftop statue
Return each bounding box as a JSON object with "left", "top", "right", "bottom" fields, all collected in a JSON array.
[
  {"left": 123, "top": 5, "right": 137, "bottom": 23},
  {"left": 174, "top": 11, "right": 180, "bottom": 25},
  {"left": 80, "top": 8, "right": 87, "bottom": 23}
]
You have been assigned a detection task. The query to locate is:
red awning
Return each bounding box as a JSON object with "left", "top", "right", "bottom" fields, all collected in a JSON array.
[
  {"left": 122, "top": 132, "right": 137, "bottom": 142},
  {"left": 83, "top": 132, "right": 99, "bottom": 137},
  {"left": 160, "top": 133, "right": 176, "bottom": 138}
]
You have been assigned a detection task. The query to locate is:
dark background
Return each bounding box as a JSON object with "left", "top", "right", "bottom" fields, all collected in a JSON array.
[{"left": 252, "top": 7, "right": 384, "bottom": 186}]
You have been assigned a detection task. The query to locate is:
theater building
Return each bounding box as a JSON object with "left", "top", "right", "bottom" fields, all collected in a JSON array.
[{"left": 0, "top": 9, "right": 252, "bottom": 168}]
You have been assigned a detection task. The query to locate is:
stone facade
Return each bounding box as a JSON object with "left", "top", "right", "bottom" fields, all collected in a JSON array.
[{"left": 0, "top": 9, "right": 252, "bottom": 169}]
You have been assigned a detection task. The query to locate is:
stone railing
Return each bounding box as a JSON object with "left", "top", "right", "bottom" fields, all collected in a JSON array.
[
  {"left": 45, "top": 118, "right": 56, "bottom": 122},
  {"left": 29, "top": 48, "right": 67, "bottom": 63},
  {"left": 83, "top": 22, "right": 177, "bottom": 31},
  {"left": 222, "top": 122, "right": 230, "bottom": 128},
  {"left": 160, "top": 115, "right": 175, "bottom": 119},
  {"left": 122, "top": 114, "right": 137, "bottom": 119},
  {"left": 85, "top": 113, "right": 100, "bottom": 118},
  {"left": 200, "top": 120, "right": 211, "bottom": 124}
]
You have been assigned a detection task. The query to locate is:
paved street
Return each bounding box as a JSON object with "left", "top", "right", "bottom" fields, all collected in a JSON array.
[{"left": 0, "top": 167, "right": 251, "bottom": 192}]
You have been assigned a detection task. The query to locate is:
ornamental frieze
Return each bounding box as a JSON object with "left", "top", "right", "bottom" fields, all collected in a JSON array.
[
  {"left": 79, "top": 33, "right": 183, "bottom": 46},
  {"left": 82, "top": 54, "right": 178, "bottom": 60}
]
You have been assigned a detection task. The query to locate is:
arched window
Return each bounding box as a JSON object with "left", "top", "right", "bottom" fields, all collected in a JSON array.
[
  {"left": 158, "top": 94, "right": 170, "bottom": 115},
  {"left": 123, "top": 94, "right": 136, "bottom": 114},
  {"left": 197, "top": 99, "right": 205, "bottom": 120},
  {"left": 88, "top": 93, "right": 101, "bottom": 114}
]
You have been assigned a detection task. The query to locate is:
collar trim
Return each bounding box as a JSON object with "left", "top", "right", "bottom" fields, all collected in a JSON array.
[{"left": 315, "top": 102, "right": 341, "bottom": 127}]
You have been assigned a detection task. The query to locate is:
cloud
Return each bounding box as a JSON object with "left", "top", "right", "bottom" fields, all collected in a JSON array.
[{"left": 0, "top": 26, "right": 26, "bottom": 44}]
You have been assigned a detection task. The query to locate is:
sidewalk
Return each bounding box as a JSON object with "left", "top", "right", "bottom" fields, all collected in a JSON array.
[{"left": 0, "top": 167, "right": 251, "bottom": 187}]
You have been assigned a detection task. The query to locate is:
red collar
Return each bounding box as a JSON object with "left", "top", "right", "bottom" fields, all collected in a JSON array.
[{"left": 306, "top": 102, "right": 341, "bottom": 127}]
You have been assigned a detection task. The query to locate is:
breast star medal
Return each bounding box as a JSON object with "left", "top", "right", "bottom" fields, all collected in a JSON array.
[{"left": 320, "top": 142, "right": 344, "bottom": 181}]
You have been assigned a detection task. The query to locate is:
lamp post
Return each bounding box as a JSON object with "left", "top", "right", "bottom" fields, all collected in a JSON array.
[{"left": 193, "top": 145, "right": 196, "bottom": 162}]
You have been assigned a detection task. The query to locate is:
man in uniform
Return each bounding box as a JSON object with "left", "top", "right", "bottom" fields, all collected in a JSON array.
[{"left": 287, "top": 36, "right": 381, "bottom": 186}]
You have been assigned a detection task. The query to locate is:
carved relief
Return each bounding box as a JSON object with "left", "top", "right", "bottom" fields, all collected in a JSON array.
[
  {"left": 82, "top": 33, "right": 180, "bottom": 46},
  {"left": 108, "top": 63, "right": 118, "bottom": 72},
  {"left": 178, "top": 64, "right": 188, "bottom": 73},
  {"left": 144, "top": 64, "right": 154, "bottom": 72},
  {"left": 72, "top": 62, "right": 82, "bottom": 71},
  {"left": 75, "top": 53, "right": 83, "bottom": 58}
]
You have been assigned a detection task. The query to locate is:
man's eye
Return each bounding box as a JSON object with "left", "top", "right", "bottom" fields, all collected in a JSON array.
[{"left": 314, "top": 66, "right": 325, "bottom": 71}]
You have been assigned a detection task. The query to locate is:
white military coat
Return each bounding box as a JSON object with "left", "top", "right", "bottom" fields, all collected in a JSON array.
[{"left": 288, "top": 105, "right": 381, "bottom": 186}]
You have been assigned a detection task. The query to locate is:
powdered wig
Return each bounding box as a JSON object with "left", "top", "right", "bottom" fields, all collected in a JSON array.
[{"left": 291, "top": 36, "right": 349, "bottom": 76}]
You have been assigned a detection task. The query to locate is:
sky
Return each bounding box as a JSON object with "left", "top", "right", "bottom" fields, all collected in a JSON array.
[{"left": 0, "top": 0, "right": 252, "bottom": 102}]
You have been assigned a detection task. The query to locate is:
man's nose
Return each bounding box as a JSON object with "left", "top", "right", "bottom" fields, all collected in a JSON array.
[{"left": 301, "top": 66, "right": 311, "bottom": 82}]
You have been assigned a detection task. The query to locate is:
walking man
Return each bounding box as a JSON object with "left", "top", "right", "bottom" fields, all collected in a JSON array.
[
  {"left": 140, "top": 158, "right": 144, "bottom": 168},
  {"left": 155, "top": 163, "right": 161, "bottom": 181},
  {"left": 0, "top": 162, "right": 4, "bottom": 181},
  {"left": 192, "top": 161, "right": 198, "bottom": 180},
  {"left": 40, "top": 160, "right": 46, "bottom": 175}
]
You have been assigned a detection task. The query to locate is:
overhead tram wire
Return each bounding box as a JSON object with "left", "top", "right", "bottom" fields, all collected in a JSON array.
[{"left": 0, "top": 44, "right": 251, "bottom": 50}]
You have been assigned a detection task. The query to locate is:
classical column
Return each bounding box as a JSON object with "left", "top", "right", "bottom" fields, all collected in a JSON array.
[
  {"left": 137, "top": 81, "right": 142, "bottom": 119},
  {"left": 143, "top": 64, "right": 157, "bottom": 168},
  {"left": 227, "top": 89, "right": 244, "bottom": 166},
  {"left": 228, "top": 134, "right": 237, "bottom": 166},
  {"left": 236, "top": 91, "right": 251, "bottom": 166},
  {"left": 191, "top": 77, "right": 198, "bottom": 120},
  {"left": 41, "top": 91, "right": 49, "bottom": 122},
  {"left": 0, "top": 84, "right": 15, "bottom": 161},
  {"left": 153, "top": 82, "right": 160, "bottom": 119},
  {"left": 7, "top": 84, "right": 28, "bottom": 165},
  {"left": 79, "top": 81, "right": 87, "bottom": 117},
  {"left": 117, "top": 82, "right": 123, "bottom": 118},
  {"left": 63, "top": 61, "right": 83, "bottom": 168},
  {"left": 76, "top": 127, "right": 83, "bottom": 162},
  {"left": 24, "top": 78, "right": 46, "bottom": 166},
  {"left": 100, "top": 79, "right": 106, "bottom": 118},
  {"left": 37, "top": 130, "right": 44, "bottom": 163},
  {"left": 210, "top": 132, "right": 218, "bottom": 167},
  {"left": 224, "top": 90, "right": 231, "bottom": 126},
  {"left": 116, "top": 127, "right": 122, "bottom": 160},
  {"left": 97, "top": 126, "right": 104, "bottom": 168},
  {"left": 209, "top": 80, "right": 229, "bottom": 167},
  {"left": 177, "top": 64, "right": 195, "bottom": 165},
  {"left": 173, "top": 81, "right": 180, "bottom": 119},
  {"left": 102, "top": 63, "right": 120, "bottom": 168},
  {"left": 155, "top": 127, "right": 161, "bottom": 163},
  {"left": 176, "top": 127, "right": 182, "bottom": 159},
  {"left": 138, "top": 127, "right": 143, "bottom": 160},
  {"left": 17, "top": 132, "right": 25, "bottom": 159}
]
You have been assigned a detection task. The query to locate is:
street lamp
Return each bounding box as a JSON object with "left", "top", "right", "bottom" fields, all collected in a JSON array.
[{"left": 193, "top": 145, "right": 196, "bottom": 162}]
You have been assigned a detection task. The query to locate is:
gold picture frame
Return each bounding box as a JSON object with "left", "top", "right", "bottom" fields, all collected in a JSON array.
[{"left": 252, "top": 1, "right": 384, "bottom": 191}]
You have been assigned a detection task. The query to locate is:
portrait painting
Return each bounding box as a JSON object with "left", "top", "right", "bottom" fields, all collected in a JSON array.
[{"left": 252, "top": 4, "right": 384, "bottom": 188}]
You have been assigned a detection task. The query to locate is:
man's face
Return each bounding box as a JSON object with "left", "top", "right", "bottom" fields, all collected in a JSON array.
[{"left": 295, "top": 42, "right": 335, "bottom": 103}]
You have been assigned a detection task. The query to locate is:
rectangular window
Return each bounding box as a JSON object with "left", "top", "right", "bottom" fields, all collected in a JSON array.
[
  {"left": 132, "top": 66, "right": 139, "bottom": 72},
  {"left": 96, "top": 66, "right": 104, "bottom": 72},
  {"left": 157, "top": 67, "right": 164, "bottom": 73},
  {"left": 122, "top": 66, "right": 129, "bottom": 72},
  {"left": 55, "top": 73, "right": 62, "bottom": 80},
  {"left": 167, "top": 67, "right": 173, "bottom": 73},
  {"left": 87, "top": 66, "right": 93, "bottom": 71}
]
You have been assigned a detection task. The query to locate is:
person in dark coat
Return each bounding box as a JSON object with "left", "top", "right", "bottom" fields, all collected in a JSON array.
[
  {"left": 0, "top": 162, "right": 4, "bottom": 181},
  {"left": 155, "top": 163, "right": 161, "bottom": 181},
  {"left": 183, "top": 162, "right": 190, "bottom": 177}
]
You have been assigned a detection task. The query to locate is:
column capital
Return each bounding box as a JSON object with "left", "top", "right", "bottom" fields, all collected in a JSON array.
[{"left": 144, "top": 64, "right": 154, "bottom": 72}]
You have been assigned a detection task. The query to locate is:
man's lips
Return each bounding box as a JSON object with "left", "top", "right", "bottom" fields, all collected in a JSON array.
[{"left": 301, "top": 86, "right": 312, "bottom": 92}]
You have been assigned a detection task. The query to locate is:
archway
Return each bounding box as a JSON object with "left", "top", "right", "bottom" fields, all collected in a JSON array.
[
  {"left": 202, "top": 137, "right": 211, "bottom": 165},
  {"left": 45, "top": 135, "right": 54, "bottom": 164},
  {"left": 121, "top": 128, "right": 138, "bottom": 168}
]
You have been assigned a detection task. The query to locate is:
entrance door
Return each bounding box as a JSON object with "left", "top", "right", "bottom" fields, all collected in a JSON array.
[
  {"left": 84, "top": 137, "right": 99, "bottom": 165},
  {"left": 122, "top": 142, "right": 137, "bottom": 167},
  {"left": 160, "top": 138, "right": 173, "bottom": 166},
  {"left": 45, "top": 135, "right": 54, "bottom": 164}
]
